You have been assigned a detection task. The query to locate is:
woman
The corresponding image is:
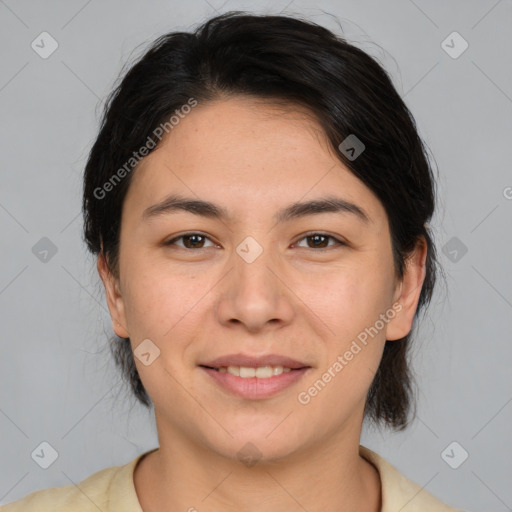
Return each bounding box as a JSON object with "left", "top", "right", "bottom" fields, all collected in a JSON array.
[{"left": 3, "top": 11, "right": 463, "bottom": 512}]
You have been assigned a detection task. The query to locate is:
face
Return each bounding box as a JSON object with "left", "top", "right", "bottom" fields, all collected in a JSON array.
[{"left": 99, "top": 96, "right": 426, "bottom": 462}]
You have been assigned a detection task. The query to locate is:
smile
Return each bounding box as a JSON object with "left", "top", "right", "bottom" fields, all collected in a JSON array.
[
  {"left": 199, "top": 365, "right": 310, "bottom": 399},
  {"left": 206, "top": 365, "right": 293, "bottom": 378}
]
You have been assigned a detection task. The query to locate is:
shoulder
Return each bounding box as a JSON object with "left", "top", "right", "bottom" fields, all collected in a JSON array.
[
  {"left": 0, "top": 466, "right": 121, "bottom": 512},
  {"left": 359, "top": 445, "right": 465, "bottom": 512},
  {"left": 1, "top": 451, "right": 151, "bottom": 512}
]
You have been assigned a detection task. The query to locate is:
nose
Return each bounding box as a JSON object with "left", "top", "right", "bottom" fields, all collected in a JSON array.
[{"left": 215, "top": 240, "right": 295, "bottom": 333}]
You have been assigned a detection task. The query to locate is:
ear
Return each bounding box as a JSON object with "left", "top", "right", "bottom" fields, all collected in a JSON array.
[
  {"left": 97, "top": 253, "right": 130, "bottom": 338},
  {"left": 386, "top": 236, "right": 428, "bottom": 341}
]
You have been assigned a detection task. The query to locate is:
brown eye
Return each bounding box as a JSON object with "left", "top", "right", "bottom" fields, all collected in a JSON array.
[
  {"left": 165, "top": 233, "right": 216, "bottom": 249},
  {"left": 295, "top": 233, "right": 345, "bottom": 249}
]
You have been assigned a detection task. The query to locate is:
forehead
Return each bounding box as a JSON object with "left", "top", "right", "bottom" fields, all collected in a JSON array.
[
  {"left": 144, "top": 96, "right": 333, "bottom": 171},
  {"left": 123, "top": 96, "right": 386, "bottom": 225}
]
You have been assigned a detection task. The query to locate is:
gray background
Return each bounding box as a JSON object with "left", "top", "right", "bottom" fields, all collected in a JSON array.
[{"left": 1, "top": 0, "right": 511, "bottom": 510}]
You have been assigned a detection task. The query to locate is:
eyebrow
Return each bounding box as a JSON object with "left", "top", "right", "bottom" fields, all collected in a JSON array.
[{"left": 142, "top": 193, "right": 370, "bottom": 224}]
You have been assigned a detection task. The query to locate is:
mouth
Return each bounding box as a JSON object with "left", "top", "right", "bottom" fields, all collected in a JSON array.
[
  {"left": 198, "top": 355, "right": 312, "bottom": 399},
  {"left": 199, "top": 364, "right": 306, "bottom": 379},
  {"left": 199, "top": 353, "right": 310, "bottom": 372}
]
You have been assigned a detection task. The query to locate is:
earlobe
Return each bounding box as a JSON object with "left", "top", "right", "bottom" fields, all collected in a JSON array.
[
  {"left": 385, "top": 237, "right": 428, "bottom": 341},
  {"left": 97, "top": 254, "right": 130, "bottom": 338}
]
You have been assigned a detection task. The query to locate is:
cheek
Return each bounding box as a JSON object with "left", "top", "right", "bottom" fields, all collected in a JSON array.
[
  {"left": 121, "top": 265, "right": 196, "bottom": 406},
  {"left": 300, "top": 262, "right": 394, "bottom": 343},
  {"left": 120, "top": 257, "right": 215, "bottom": 366},
  {"left": 120, "top": 259, "right": 183, "bottom": 341},
  {"left": 296, "top": 271, "right": 391, "bottom": 420}
]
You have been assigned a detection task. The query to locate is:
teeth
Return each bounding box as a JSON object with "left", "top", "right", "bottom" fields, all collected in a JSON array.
[
  {"left": 239, "top": 366, "right": 256, "bottom": 378},
  {"left": 227, "top": 366, "right": 240, "bottom": 376},
  {"left": 222, "top": 365, "right": 293, "bottom": 378},
  {"left": 256, "top": 366, "right": 272, "bottom": 378}
]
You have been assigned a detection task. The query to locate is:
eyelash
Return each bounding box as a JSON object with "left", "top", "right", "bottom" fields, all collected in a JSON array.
[{"left": 164, "top": 232, "right": 346, "bottom": 250}]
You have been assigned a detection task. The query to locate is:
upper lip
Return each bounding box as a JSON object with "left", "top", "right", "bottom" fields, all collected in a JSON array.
[{"left": 200, "top": 353, "right": 310, "bottom": 369}]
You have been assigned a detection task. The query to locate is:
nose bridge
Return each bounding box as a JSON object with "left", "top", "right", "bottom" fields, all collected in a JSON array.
[
  {"left": 215, "top": 233, "right": 294, "bottom": 330},
  {"left": 233, "top": 234, "right": 278, "bottom": 304}
]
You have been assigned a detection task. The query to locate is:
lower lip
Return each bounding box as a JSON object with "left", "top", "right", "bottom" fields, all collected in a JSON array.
[{"left": 200, "top": 367, "right": 310, "bottom": 399}]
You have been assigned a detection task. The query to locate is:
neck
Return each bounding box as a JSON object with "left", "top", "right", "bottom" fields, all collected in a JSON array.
[{"left": 134, "top": 422, "right": 381, "bottom": 512}]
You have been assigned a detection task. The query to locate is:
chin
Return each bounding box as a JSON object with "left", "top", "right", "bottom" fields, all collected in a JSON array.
[
  {"left": 216, "top": 437, "right": 301, "bottom": 467},
  {"left": 203, "top": 417, "right": 306, "bottom": 465}
]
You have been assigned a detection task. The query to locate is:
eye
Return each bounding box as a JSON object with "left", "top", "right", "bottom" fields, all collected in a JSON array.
[
  {"left": 294, "top": 232, "right": 345, "bottom": 250},
  {"left": 164, "top": 231, "right": 346, "bottom": 250},
  {"left": 164, "top": 232, "right": 217, "bottom": 249}
]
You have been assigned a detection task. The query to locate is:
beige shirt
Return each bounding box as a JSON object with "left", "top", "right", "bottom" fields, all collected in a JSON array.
[{"left": 1, "top": 445, "right": 463, "bottom": 511}]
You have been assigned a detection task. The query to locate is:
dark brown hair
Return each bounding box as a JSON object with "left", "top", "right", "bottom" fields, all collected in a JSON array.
[{"left": 83, "top": 11, "right": 441, "bottom": 430}]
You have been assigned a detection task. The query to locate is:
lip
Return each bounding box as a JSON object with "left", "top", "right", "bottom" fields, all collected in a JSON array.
[
  {"left": 200, "top": 353, "right": 310, "bottom": 369},
  {"left": 200, "top": 366, "right": 311, "bottom": 399}
]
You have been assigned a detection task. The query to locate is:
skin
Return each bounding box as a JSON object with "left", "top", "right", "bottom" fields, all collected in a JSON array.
[{"left": 98, "top": 95, "right": 427, "bottom": 512}]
